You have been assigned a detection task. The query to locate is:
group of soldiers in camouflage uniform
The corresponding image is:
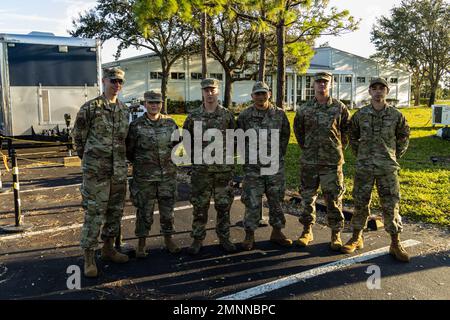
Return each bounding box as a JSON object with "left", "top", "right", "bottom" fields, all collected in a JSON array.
[{"left": 73, "top": 67, "right": 411, "bottom": 278}]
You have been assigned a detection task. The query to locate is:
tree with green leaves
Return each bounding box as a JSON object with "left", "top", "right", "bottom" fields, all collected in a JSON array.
[
  {"left": 230, "top": 0, "right": 359, "bottom": 109},
  {"left": 71, "top": 0, "right": 196, "bottom": 113},
  {"left": 371, "top": 0, "right": 450, "bottom": 107},
  {"left": 206, "top": 12, "right": 262, "bottom": 108},
  {"left": 370, "top": 52, "right": 427, "bottom": 107},
  {"left": 135, "top": 0, "right": 267, "bottom": 108},
  {"left": 134, "top": 0, "right": 226, "bottom": 78}
]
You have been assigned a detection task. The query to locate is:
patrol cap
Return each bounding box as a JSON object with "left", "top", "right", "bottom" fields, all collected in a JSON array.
[
  {"left": 103, "top": 67, "right": 125, "bottom": 80},
  {"left": 252, "top": 81, "right": 270, "bottom": 94},
  {"left": 201, "top": 78, "right": 220, "bottom": 89},
  {"left": 369, "top": 77, "right": 389, "bottom": 90},
  {"left": 314, "top": 71, "right": 332, "bottom": 82},
  {"left": 144, "top": 90, "right": 162, "bottom": 102}
]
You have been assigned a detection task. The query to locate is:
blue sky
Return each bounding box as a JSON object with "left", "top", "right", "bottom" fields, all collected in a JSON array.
[{"left": 0, "top": 0, "right": 402, "bottom": 63}]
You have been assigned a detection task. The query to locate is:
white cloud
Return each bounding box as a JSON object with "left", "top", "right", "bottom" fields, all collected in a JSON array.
[
  {"left": 57, "top": 0, "right": 97, "bottom": 35},
  {"left": 0, "top": 13, "right": 65, "bottom": 23}
]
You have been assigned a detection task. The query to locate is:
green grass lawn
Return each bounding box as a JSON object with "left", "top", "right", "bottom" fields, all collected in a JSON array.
[{"left": 170, "top": 107, "right": 450, "bottom": 227}]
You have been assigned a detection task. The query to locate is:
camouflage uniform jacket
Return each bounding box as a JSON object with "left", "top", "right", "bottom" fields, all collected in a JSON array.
[
  {"left": 294, "top": 97, "right": 350, "bottom": 166},
  {"left": 350, "top": 104, "right": 410, "bottom": 173},
  {"left": 72, "top": 95, "right": 129, "bottom": 177},
  {"left": 182, "top": 104, "right": 236, "bottom": 172},
  {"left": 126, "top": 113, "right": 179, "bottom": 181},
  {"left": 237, "top": 104, "right": 290, "bottom": 174}
]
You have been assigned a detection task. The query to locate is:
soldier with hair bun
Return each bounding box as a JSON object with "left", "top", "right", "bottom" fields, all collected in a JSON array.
[{"left": 126, "top": 90, "right": 181, "bottom": 258}]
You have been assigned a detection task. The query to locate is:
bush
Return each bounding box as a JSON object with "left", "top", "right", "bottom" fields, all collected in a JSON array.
[
  {"left": 386, "top": 98, "right": 399, "bottom": 107},
  {"left": 166, "top": 99, "right": 186, "bottom": 114},
  {"left": 166, "top": 99, "right": 203, "bottom": 114},
  {"left": 229, "top": 101, "right": 253, "bottom": 115},
  {"left": 340, "top": 100, "right": 355, "bottom": 109},
  {"left": 185, "top": 100, "right": 203, "bottom": 113}
]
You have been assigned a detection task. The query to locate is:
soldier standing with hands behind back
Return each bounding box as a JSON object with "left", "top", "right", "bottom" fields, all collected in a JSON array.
[
  {"left": 73, "top": 67, "right": 130, "bottom": 278},
  {"left": 342, "top": 78, "right": 411, "bottom": 262}
]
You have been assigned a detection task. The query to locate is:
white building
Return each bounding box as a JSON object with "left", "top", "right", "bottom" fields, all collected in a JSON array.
[{"left": 103, "top": 46, "right": 411, "bottom": 109}]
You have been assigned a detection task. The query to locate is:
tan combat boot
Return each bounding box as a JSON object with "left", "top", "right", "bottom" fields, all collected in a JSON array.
[
  {"left": 330, "top": 230, "right": 343, "bottom": 251},
  {"left": 389, "top": 234, "right": 410, "bottom": 262},
  {"left": 341, "top": 230, "right": 364, "bottom": 254},
  {"left": 187, "top": 239, "right": 203, "bottom": 255},
  {"left": 136, "top": 237, "right": 148, "bottom": 258},
  {"left": 297, "top": 224, "right": 313, "bottom": 247},
  {"left": 164, "top": 235, "right": 181, "bottom": 254},
  {"left": 101, "top": 237, "right": 129, "bottom": 263},
  {"left": 241, "top": 230, "right": 255, "bottom": 251},
  {"left": 83, "top": 249, "right": 98, "bottom": 278},
  {"left": 270, "top": 227, "right": 293, "bottom": 247}
]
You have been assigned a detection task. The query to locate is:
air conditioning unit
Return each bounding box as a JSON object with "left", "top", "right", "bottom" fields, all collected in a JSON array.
[{"left": 432, "top": 105, "right": 450, "bottom": 125}]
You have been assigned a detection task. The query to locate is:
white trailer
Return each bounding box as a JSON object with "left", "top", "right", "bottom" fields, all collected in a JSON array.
[{"left": 0, "top": 32, "right": 101, "bottom": 137}]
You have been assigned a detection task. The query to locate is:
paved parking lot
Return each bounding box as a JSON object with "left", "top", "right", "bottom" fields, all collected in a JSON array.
[{"left": 0, "top": 162, "right": 449, "bottom": 301}]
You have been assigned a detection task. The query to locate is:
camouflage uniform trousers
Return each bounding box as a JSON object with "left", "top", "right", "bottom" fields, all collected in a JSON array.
[
  {"left": 299, "top": 164, "right": 345, "bottom": 231},
  {"left": 129, "top": 176, "right": 177, "bottom": 237},
  {"left": 80, "top": 170, "right": 126, "bottom": 249},
  {"left": 190, "top": 169, "right": 234, "bottom": 241},
  {"left": 351, "top": 169, "right": 403, "bottom": 234},
  {"left": 241, "top": 170, "right": 286, "bottom": 231}
]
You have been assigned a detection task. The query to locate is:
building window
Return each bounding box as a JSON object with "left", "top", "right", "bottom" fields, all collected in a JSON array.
[
  {"left": 171, "top": 72, "right": 185, "bottom": 80},
  {"left": 209, "top": 73, "right": 223, "bottom": 80},
  {"left": 357, "top": 77, "right": 366, "bottom": 83},
  {"left": 334, "top": 76, "right": 339, "bottom": 83},
  {"left": 305, "top": 76, "right": 315, "bottom": 101},
  {"left": 191, "top": 72, "right": 202, "bottom": 80},
  {"left": 390, "top": 78, "right": 398, "bottom": 84},
  {"left": 343, "top": 76, "right": 352, "bottom": 83},
  {"left": 150, "top": 72, "right": 163, "bottom": 79},
  {"left": 297, "top": 75, "right": 303, "bottom": 101},
  {"left": 285, "top": 75, "right": 295, "bottom": 103},
  {"left": 244, "top": 73, "right": 255, "bottom": 80},
  {"left": 291, "top": 76, "right": 295, "bottom": 104}
]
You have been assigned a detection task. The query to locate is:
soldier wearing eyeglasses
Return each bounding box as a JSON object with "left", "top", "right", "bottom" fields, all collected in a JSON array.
[{"left": 73, "top": 67, "right": 130, "bottom": 278}]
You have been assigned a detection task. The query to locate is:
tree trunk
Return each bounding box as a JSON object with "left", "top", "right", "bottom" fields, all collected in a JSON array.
[
  {"left": 428, "top": 81, "right": 438, "bottom": 107},
  {"left": 223, "top": 71, "right": 233, "bottom": 109},
  {"left": 160, "top": 58, "right": 169, "bottom": 114},
  {"left": 258, "top": 8, "right": 267, "bottom": 82},
  {"left": 201, "top": 11, "right": 208, "bottom": 79},
  {"left": 414, "top": 86, "right": 420, "bottom": 106},
  {"left": 413, "top": 75, "right": 421, "bottom": 106},
  {"left": 412, "top": 68, "right": 422, "bottom": 106},
  {"left": 258, "top": 33, "right": 266, "bottom": 82},
  {"left": 276, "top": 20, "right": 285, "bottom": 110},
  {"left": 428, "top": 71, "right": 441, "bottom": 107}
]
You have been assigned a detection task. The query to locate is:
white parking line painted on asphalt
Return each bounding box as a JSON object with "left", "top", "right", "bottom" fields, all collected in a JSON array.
[
  {"left": 0, "top": 264, "right": 7, "bottom": 278},
  {"left": 0, "top": 196, "right": 241, "bottom": 242},
  {"left": 0, "top": 264, "right": 9, "bottom": 285},
  {"left": 0, "top": 205, "right": 188, "bottom": 241},
  {"left": 217, "top": 239, "right": 422, "bottom": 300},
  {"left": 0, "top": 183, "right": 81, "bottom": 195},
  {"left": 0, "top": 177, "right": 133, "bottom": 196}
]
